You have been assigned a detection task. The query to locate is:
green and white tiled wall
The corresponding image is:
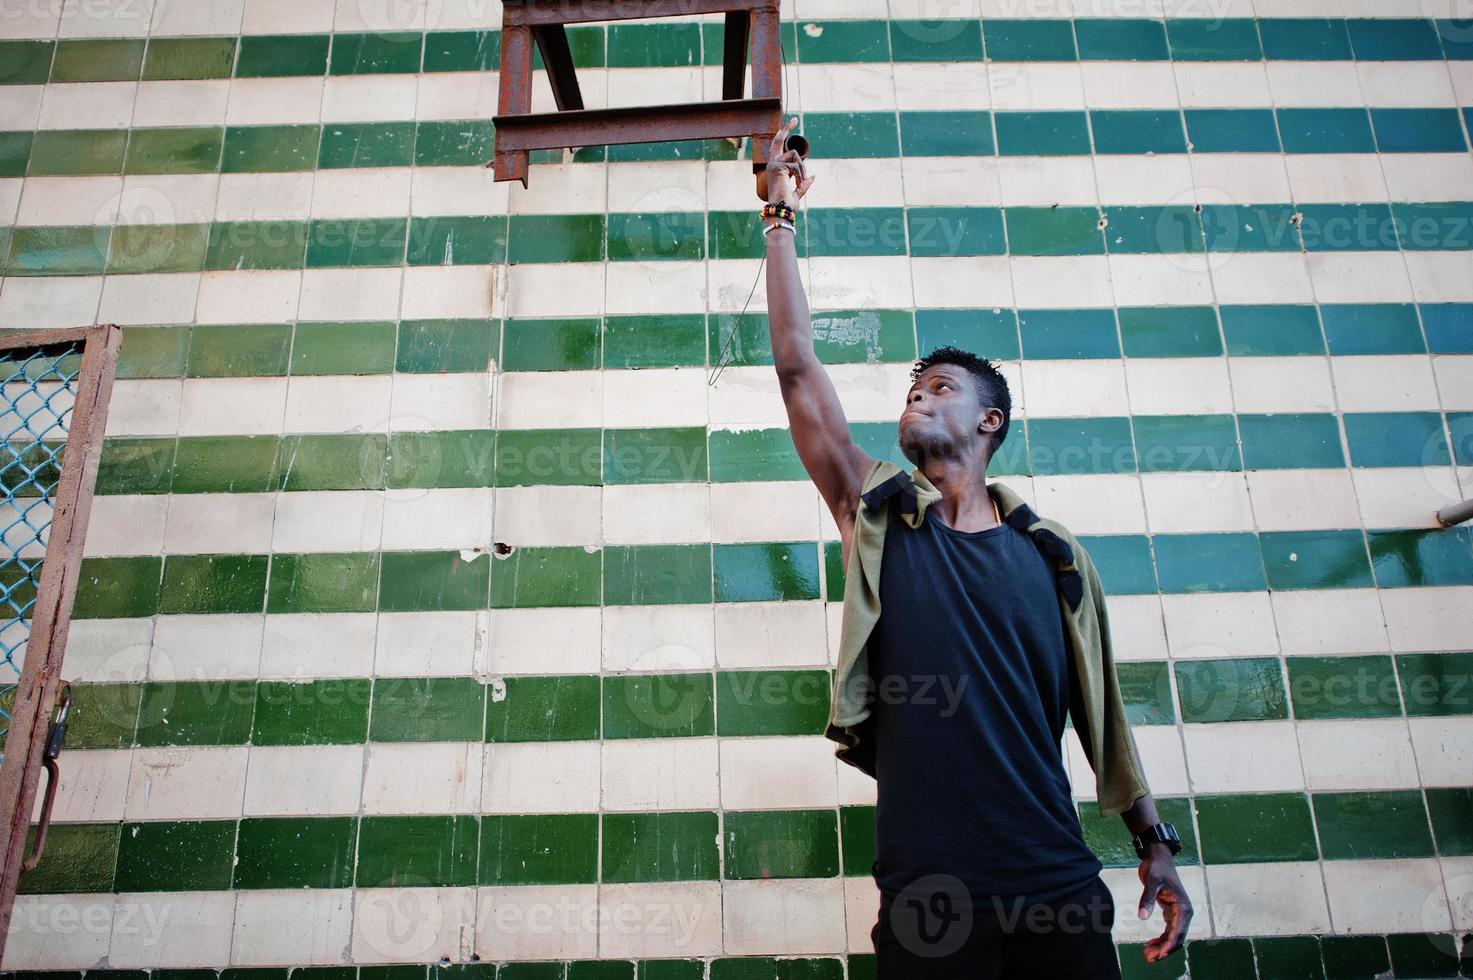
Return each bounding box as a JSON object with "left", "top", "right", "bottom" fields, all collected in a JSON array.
[{"left": 2, "top": 0, "right": 1473, "bottom": 975}]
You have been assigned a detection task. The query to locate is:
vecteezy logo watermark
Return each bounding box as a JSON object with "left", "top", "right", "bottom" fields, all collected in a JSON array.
[{"left": 886, "top": 874, "right": 974, "bottom": 958}]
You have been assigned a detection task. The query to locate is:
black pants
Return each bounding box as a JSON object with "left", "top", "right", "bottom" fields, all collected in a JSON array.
[{"left": 870, "top": 874, "right": 1123, "bottom": 979}]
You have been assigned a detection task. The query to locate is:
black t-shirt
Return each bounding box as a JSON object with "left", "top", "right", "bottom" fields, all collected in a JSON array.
[{"left": 867, "top": 499, "right": 1102, "bottom": 907}]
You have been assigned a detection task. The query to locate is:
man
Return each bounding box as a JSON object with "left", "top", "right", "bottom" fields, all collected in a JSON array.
[{"left": 759, "top": 118, "right": 1193, "bottom": 977}]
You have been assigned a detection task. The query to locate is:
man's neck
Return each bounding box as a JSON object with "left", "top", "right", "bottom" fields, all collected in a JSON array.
[{"left": 918, "top": 454, "right": 997, "bottom": 531}]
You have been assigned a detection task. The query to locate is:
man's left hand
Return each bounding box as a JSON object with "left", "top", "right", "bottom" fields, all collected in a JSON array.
[{"left": 1136, "top": 848, "right": 1192, "bottom": 962}]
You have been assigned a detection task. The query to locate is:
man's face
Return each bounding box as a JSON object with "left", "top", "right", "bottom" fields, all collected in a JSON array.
[{"left": 898, "top": 364, "right": 987, "bottom": 463}]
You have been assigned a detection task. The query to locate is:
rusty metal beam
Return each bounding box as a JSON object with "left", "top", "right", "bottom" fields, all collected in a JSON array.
[
  {"left": 494, "top": 22, "right": 535, "bottom": 184},
  {"left": 722, "top": 9, "right": 749, "bottom": 101},
  {"left": 505, "top": 0, "right": 766, "bottom": 28},
  {"left": 494, "top": 96, "right": 782, "bottom": 153},
  {"left": 532, "top": 23, "right": 584, "bottom": 111}
]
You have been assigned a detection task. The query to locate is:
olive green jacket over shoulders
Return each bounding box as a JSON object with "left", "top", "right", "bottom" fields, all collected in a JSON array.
[{"left": 825, "top": 457, "right": 1152, "bottom": 819}]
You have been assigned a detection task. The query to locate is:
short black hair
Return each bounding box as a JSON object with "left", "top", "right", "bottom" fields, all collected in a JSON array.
[{"left": 910, "top": 345, "right": 1012, "bottom": 451}]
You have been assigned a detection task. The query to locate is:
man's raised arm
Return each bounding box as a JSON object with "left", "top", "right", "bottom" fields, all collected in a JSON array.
[{"left": 761, "top": 119, "right": 874, "bottom": 531}]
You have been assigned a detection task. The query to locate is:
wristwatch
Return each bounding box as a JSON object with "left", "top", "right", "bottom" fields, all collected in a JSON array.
[{"left": 1131, "top": 822, "right": 1182, "bottom": 860}]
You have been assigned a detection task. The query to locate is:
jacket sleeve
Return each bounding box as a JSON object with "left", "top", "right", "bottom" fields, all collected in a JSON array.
[{"left": 1072, "top": 539, "right": 1152, "bottom": 819}]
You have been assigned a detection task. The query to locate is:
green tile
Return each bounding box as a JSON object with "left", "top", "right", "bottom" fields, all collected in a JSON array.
[
  {"left": 73, "top": 556, "right": 161, "bottom": 618},
  {"left": 1348, "top": 18, "right": 1443, "bottom": 59},
  {"left": 1395, "top": 201, "right": 1473, "bottom": 249},
  {"left": 1425, "top": 787, "right": 1473, "bottom": 856},
  {"left": 717, "top": 670, "right": 829, "bottom": 736},
  {"left": 64, "top": 683, "right": 141, "bottom": 747},
  {"left": 1315, "top": 790, "right": 1433, "bottom": 860},
  {"left": 1195, "top": 792, "right": 1317, "bottom": 863},
  {"left": 1132, "top": 415, "right": 1240, "bottom": 472},
  {"left": 485, "top": 674, "right": 600, "bottom": 742},
  {"left": 357, "top": 815, "right": 479, "bottom": 887},
  {"left": 289, "top": 320, "right": 396, "bottom": 375},
  {"left": 1075, "top": 19, "right": 1167, "bottom": 59},
  {"left": 5, "top": 226, "right": 109, "bottom": 276},
  {"left": 234, "top": 817, "right": 357, "bottom": 889},
  {"left": 0, "top": 40, "right": 54, "bottom": 85},
  {"left": 1287, "top": 656, "right": 1402, "bottom": 720},
  {"left": 800, "top": 112, "right": 898, "bottom": 158},
  {"left": 604, "top": 427, "right": 707, "bottom": 484},
  {"left": 1298, "top": 204, "right": 1397, "bottom": 253},
  {"left": 1175, "top": 657, "right": 1286, "bottom": 723},
  {"left": 413, "top": 119, "right": 495, "bottom": 166},
  {"left": 396, "top": 318, "right": 498, "bottom": 373},
  {"left": 306, "top": 217, "right": 407, "bottom": 267},
  {"left": 1167, "top": 19, "right": 1262, "bottom": 60},
  {"left": 222, "top": 125, "right": 321, "bottom": 172},
  {"left": 424, "top": 30, "right": 500, "bottom": 72},
  {"left": 602, "top": 811, "right": 718, "bottom": 883},
  {"left": 1260, "top": 530, "right": 1373, "bottom": 591},
  {"left": 115, "top": 820, "right": 235, "bottom": 890},
  {"left": 494, "top": 428, "right": 602, "bottom": 486},
  {"left": 318, "top": 121, "right": 416, "bottom": 169},
  {"left": 273, "top": 433, "right": 386, "bottom": 491},
  {"left": 265, "top": 552, "right": 380, "bottom": 614},
  {"left": 406, "top": 214, "right": 507, "bottom": 265},
  {"left": 1116, "top": 661, "right": 1176, "bottom": 726},
  {"left": 1238, "top": 413, "right": 1344, "bottom": 470},
  {"left": 51, "top": 38, "right": 144, "bottom": 82},
  {"left": 502, "top": 317, "right": 599, "bottom": 371},
  {"left": 1118, "top": 306, "right": 1220, "bottom": 357},
  {"left": 489, "top": 545, "right": 600, "bottom": 609},
  {"left": 387, "top": 430, "right": 496, "bottom": 489},
  {"left": 509, "top": 213, "right": 605, "bottom": 264},
  {"left": 1155, "top": 532, "right": 1266, "bottom": 593},
  {"left": 907, "top": 206, "right": 1005, "bottom": 257},
  {"left": 889, "top": 20, "right": 982, "bottom": 62},
  {"left": 1201, "top": 203, "right": 1300, "bottom": 252},
  {"left": 607, "top": 211, "right": 704, "bottom": 262},
  {"left": 252, "top": 679, "right": 371, "bottom": 746},
  {"left": 1253, "top": 937, "right": 1324, "bottom": 980},
  {"left": 604, "top": 544, "right": 712, "bottom": 605},
  {"left": 713, "top": 543, "right": 819, "bottom": 602},
  {"left": 480, "top": 813, "right": 597, "bottom": 885},
  {"left": 136, "top": 680, "right": 257, "bottom": 746},
  {"left": 1396, "top": 651, "right": 1473, "bottom": 717},
  {"left": 795, "top": 19, "right": 889, "bottom": 62},
  {"left": 915, "top": 308, "right": 1019, "bottom": 361},
  {"left": 1079, "top": 796, "right": 1197, "bottom": 869},
  {"left": 603, "top": 672, "right": 714, "bottom": 739},
  {"left": 378, "top": 550, "right": 488, "bottom": 611},
  {"left": 1277, "top": 108, "right": 1374, "bottom": 155},
  {"left": 1344, "top": 411, "right": 1449, "bottom": 467},
  {"left": 143, "top": 37, "right": 236, "bottom": 80},
  {"left": 724, "top": 809, "right": 839, "bottom": 879},
  {"left": 1319, "top": 935, "right": 1389, "bottom": 980},
  {"left": 0, "top": 133, "right": 30, "bottom": 181},
  {"left": 1259, "top": 18, "right": 1352, "bottom": 60},
  {"left": 898, "top": 110, "right": 993, "bottom": 156},
  {"left": 16, "top": 823, "right": 117, "bottom": 894},
  {"left": 330, "top": 31, "right": 423, "bottom": 74},
  {"left": 995, "top": 111, "right": 1090, "bottom": 156},
  {"left": 186, "top": 323, "right": 292, "bottom": 377},
  {"left": 1185, "top": 108, "right": 1280, "bottom": 153},
  {"left": 1103, "top": 205, "right": 1203, "bottom": 254},
  {"left": 108, "top": 223, "right": 210, "bottom": 274},
  {"left": 1220, "top": 305, "right": 1324, "bottom": 356},
  {"left": 158, "top": 554, "right": 268, "bottom": 614},
  {"left": 236, "top": 34, "right": 330, "bottom": 78},
  {"left": 1091, "top": 109, "right": 1185, "bottom": 154},
  {"left": 603, "top": 314, "right": 705, "bottom": 369},
  {"left": 1187, "top": 939, "right": 1255, "bottom": 978},
  {"left": 369, "top": 677, "right": 485, "bottom": 742},
  {"left": 708, "top": 427, "right": 806, "bottom": 482},
  {"left": 1019, "top": 308, "right": 1118, "bottom": 359},
  {"left": 1026, "top": 417, "right": 1134, "bottom": 475},
  {"left": 983, "top": 19, "right": 1075, "bottom": 60},
  {"left": 96, "top": 437, "right": 176, "bottom": 495},
  {"left": 1385, "top": 933, "right": 1463, "bottom": 978},
  {"left": 1005, "top": 206, "right": 1104, "bottom": 256},
  {"left": 173, "top": 435, "right": 279, "bottom": 493},
  {"left": 838, "top": 806, "right": 876, "bottom": 880},
  {"left": 205, "top": 220, "right": 309, "bottom": 269}
]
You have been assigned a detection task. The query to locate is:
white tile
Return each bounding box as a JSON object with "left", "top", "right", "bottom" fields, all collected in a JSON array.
[
  {"left": 224, "top": 77, "right": 323, "bottom": 125},
  {"left": 132, "top": 79, "right": 230, "bottom": 127},
  {"left": 496, "top": 371, "right": 601, "bottom": 429},
  {"left": 1133, "top": 725, "right": 1190, "bottom": 796},
  {"left": 401, "top": 265, "right": 500, "bottom": 320},
  {"left": 483, "top": 740, "right": 602, "bottom": 812},
  {"left": 597, "top": 881, "right": 724, "bottom": 959},
  {"left": 125, "top": 746, "right": 248, "bottom": 819},
  {"left": 108, "top": 891, "right": 235, "bottom": 968},
  {"left": 1209, "top": 252, "right": 1316, "bottom": 304},
  {"left": 1308, "top": 251, "right": 1414, "bottom": 304},
  {"left": 1013, "top": 255, "right": 1114, "bottom": 307},
  {"left": 602, "top": 483, "right": 711, "bottom": 544},
  {"left": 1272, "top": 588, "right": 1390, "bottom": 656},
  {"left": 714, "top": 601, "right": 829, "bottom": 668},
  {"left": 997, "top": 156, "right": 1098, "bottom": 206},
  {"left": 1357, "top": 62, "right": 1456, "bottom": 107},
  {"left": 414, "top": 70, "right": 500, "bottom": 122},
  {"left": 375, "top": 610, "right": 478, "bottom": 677},
  {"left": 1443, "top": 855, "right": 1473, "bottom": 932},
  {"left": 1405, "top": 251, "right": 1473, "bottom": 303},
  {"left": 1381, "top": 154, "right": 1473, "bottom": 202},
  {"left": 1161, "top": 592, "right": 1279, "bottom": 659},
  {"left": 231, "top": 889, "right": 354, "bottom": 966},
  {"left": 1094, "top": 156, "right": 1195, "bottom": 206},
  {"left": 38, "top": 81, "right": 135, "bottom": 128},
  {"left": 720, "top": 735, "right": 837, "bottom": 809},
  {"left": 352, "top": 887, "right": 476, "bottom": 964},
  {"left": 1204, "top": 863, "right": 1331, "bottom": 937},
  {"left": 424, "top": 0, "right": 503, "bottom": 29},
  {"left": 282, "top": 374, "right": 393, "bottom": 433},
  {"left": 242, "top": 744, "right": 364, "bottom": 815},
  {"left": 1408, "top": 716, "right": 1473, "bottom": 786},
  {"left": 1110, "top": 254, "right": 1215, "bottom": 307},
  {"left": 1434, "top": 355, "right": 1473, "bottom": 410},
  {"left": 82, "top": 495, "right": 167, "bottom": 556},
  {"left": 149, "top": 613, "right": 263, "bottom": 681},
  {"left": 17, "top": 176, "right": 123, "bottom": 226},
  {"left": 707, "top": 375, "right": 786, "bottom": 428},
  {"left": 380, "top": 487, "right": 493, "bottom": 550},
  {"left": 1385, "top": 585, "right": 1473, "bottom": 652},
  {"left": 195, "top": 269, "right": 301, "bottom": 323},
  {"left": 389, "top": 373, "right": 493, "bottom": 431},
  {"left": 1182, "top": 721, "right": 1305, "bottom": 793},
  {"left": 723, "top": 878, "right": 848, "bottom": 955},
  {"left": 807, "top": 255, "right": 914, "bottom": 310},
  {"left": 0, "top": 275, "right": 102, "bottom": 329},
  {"left": 1284, "top": 153, "right": 1388, "bottom": 204},
  {"left": 1141, "top": 472, "right": 1255, "bottom": 533},
  {"left": 1174, "top": 62, "right": 1271, "bottom": 107},
  {"left": 602, "top": 604, "right": 715, "bottom": 673},
  {"left": 103, "top": 377, "right": 180, "bottom": 436},
  {"left": 1126, "top": 358, "right": 1233, "bottom": 415},
  {"left": 988, "top": 62, "right": 1085, "bottom": 110},
  {"left": 605, "top": 260, "right": 708, "bottom": 316},
  {"left": 100, "top": 272, "right": 201, "bottom": 325},
  {"left": 162, "top": 491, "right": 274, "bottom": 554},
  {"left": 1298, "top": 718, "right": 1419, "bottom": 791},
  {"left": 1104, "top": 594, "right": 1167, "bottom": 661},
  {"left": 506, "top": 167, "right": 607, "bottom": 217},
  {"left": 272, "top": 489, "right": 384, "bottom": 553},
  {"left": 297, "top": 268, "right": 403, "bottom": 322},
  {"left": 361, "top": 742, "right": 482, "bottom": 813},
  {"left": 710, "top": 481, "right": 822, "bottom": 544},
  {"left": 492, "top": 486, "right": 602, "bottom": 547},
  {"left": 892, "top": 61, "right": 991, "bottom": 110},
  {"left": 63, "top": 618, "right": 153, "bottom": 683},
  {"left": 797, "top": 63, "right": 895, "bottom": 111},
  {"left": 0, "top": 2, "right": 62, "bottom": 40},
  {"left": 150, "top": 0, "right": 243, "bottom": 34},
  {"left": 473, "top": 884, "right": 598, "bottom": 961},
  {"left": 4, "top": 895, "right": 114, "bottom": 971},
  {"left": 411, "top": 166, "right": 510, "bottom": 217},
  {"left": 241, "top": 0, "right": 334, "bottom": 32},
  {"left": 601, "top": 367, "right": 707, "bottom": 428},
  {"left": 1332, "top": 354, "right": 1441, "bottom": 412},
  {"left": 308, "top": 168, "right": 412, "bottom": 219},
  {"left": 1019, "top": 359, "right": 1129, "bottom": 417},
  {"left": 1323, "top": 858, "right": 1451, "bottom": 934},
  {"left": 1229, "top": 356, "right": 1337, "bottom": 413},
  {"left": 900, "top": 157, "right": 1003, "bottom": 208},
  {"left": 34, "top": 748, "right": 130, "bottom": 823},
  {"left": 483, "top": 606, "right": 602, "bottom": 675},
  {"left": 1246, "top": 469, "right": 1363, "bottom": 532},
  {"left": 0, "top": 179, "right": 21, "bottom": 223},
  {"left": 177, "top": 376, "right": 287, "bottom": 435},
  {"left": 909, "top": 255, "right": 1015, "bottom": 308},
  {"left": 1189, "top": 155, "right": 1291, "bottom": 205},
  {"left": 602, "top": 737, "right": 719, "bottom": 811},
  {"left": 1081, "top": 63, "right": 1181, "bottom": 108},
  {"left": 259, "top": 612, "right": 378, "bottom": 679},
  {"left": 1353, "top": 465, "right": 1463, "bottom": 529},
  {"left": 1033, "top": 474, "right": 1147, "bottom": 534},
  {"left": 215, "top": 172, "right": 315, "bottom": 222},
  {"left": 1267, "top": 62, "right": 1365, "bottom": 108},
  {"left": 321, "top": 75, "right": 418, "bottom": 122}
]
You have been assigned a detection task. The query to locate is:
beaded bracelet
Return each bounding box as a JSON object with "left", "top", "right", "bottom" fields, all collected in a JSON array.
[
  {"left": 761, "top": 202, "right": 796, "bottom": 223},
  {"left": 761, "top": 218, "right": 796, "bottom": 237}
]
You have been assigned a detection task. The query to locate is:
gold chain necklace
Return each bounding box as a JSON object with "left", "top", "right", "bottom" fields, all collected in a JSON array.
[{"left": 988, "top": 488, "right": 1000, "bottom": 526}]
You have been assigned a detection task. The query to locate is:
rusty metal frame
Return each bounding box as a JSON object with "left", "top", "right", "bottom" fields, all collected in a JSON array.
[
  {"left": 0, "top": 323, "right": 122, "bottom": 968},
  {"left": 493, "top": 0, "right": 784, "bottom": 186}
]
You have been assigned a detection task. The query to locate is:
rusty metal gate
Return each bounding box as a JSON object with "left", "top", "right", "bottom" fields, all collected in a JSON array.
[{"left": 0, "top": 324, "right": 122, "bottom": 966}]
